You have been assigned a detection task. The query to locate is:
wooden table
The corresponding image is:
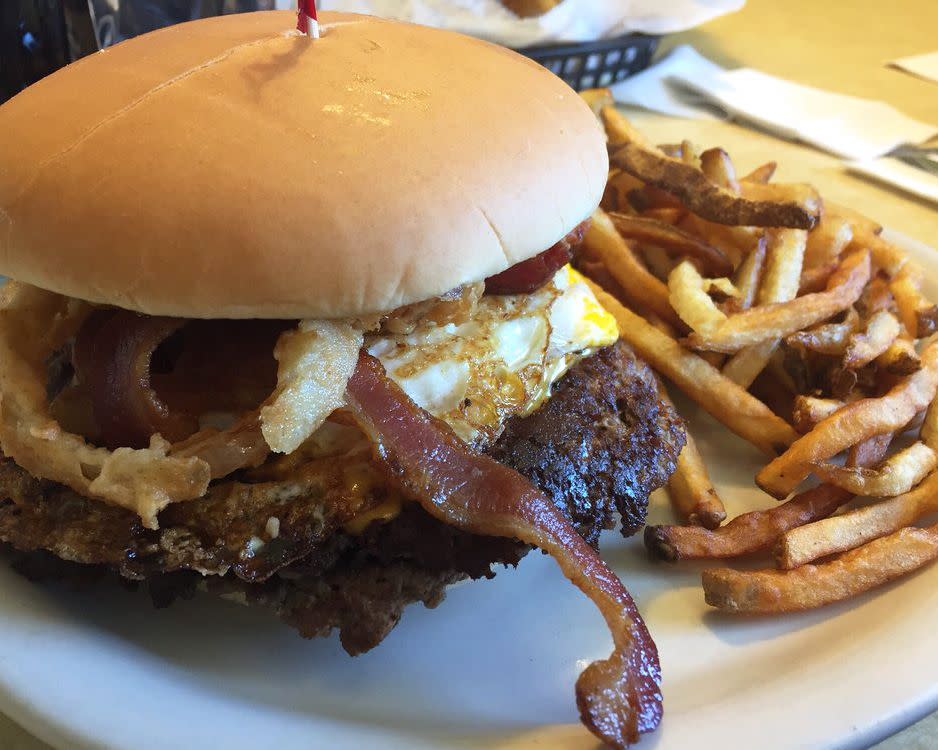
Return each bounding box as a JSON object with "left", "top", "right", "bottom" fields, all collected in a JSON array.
[{"left": 1, "top": 0, "right": 937, "bottom": 747}]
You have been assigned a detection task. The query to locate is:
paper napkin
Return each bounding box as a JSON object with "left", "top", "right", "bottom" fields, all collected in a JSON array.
[{"left": 612, "top": 45, "right": 937, "bottom": 162}]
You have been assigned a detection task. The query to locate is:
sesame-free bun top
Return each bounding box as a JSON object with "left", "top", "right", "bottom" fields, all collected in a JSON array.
[{"left": 0, "top": 11, "right": 607, "bottom": 319}]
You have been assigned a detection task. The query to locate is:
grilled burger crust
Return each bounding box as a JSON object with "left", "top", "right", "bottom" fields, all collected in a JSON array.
[{"left": 0, "top": 341, "right": 684, "bottom": 654}]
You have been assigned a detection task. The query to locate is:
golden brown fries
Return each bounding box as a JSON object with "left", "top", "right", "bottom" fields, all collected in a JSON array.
[
  {"left": 642, "top": 207, "right": 685, "bottom": 225},
  {"left": 721, "top": 229, "right": 806, "bottom": 387},
  {"left": 608, "top": 212, "right": 733, "bottom": 276},
  {"left": 778, "top": 469, "right": 938, "bottom": 569},
  {"left": 792, "top": 396, "right": 844, "bottom": 433},
  {"left": 921, "top": 395, "right": 938, "bottom": 449},
  {"left": 799, "top": 263, "right": 838, "bottom": 294},
  {"left": 804, "top": 213, "right": 853, "bottom": 270},
  {"left": 786, "top": 308, "right": 860, "bottom": 355},
  {"left": 601, "top": 106, "right": 655, "bottom": 149},
  {"left": 686, "top": 249, "right": 871, "bottom": 353},
  {"left": 842, "top": 310, "right": 901, "bottom": 369},
  {"left": 812, "top": 441, "right": 937, "bottom": 497},
  {"left": 587, "top": 280, "right": 797, "bottom": 455},
  {"left": 645, "top": 484, "right": 851, "bottom": 562},
  {"left": 611, "top": 142, "right": 821, "bottom": 229},
  {"left": 729, "top": 236, "right": 767, "bottom": 312},
  {"left": 583, "top": 210, "right": 684, "bottom": 330},
  {"left": 758, "top": 229, "right": 808, "bottom": 304},
  {"left": 877, "top": 336, "right": 922, "bottom": 375},
  {"left": 577, "top": 102, "right": 938, "bottom": 615},
  {"left": 700, "top": 148, "right": 740, "bottom": 193},
  {"left": 740, "top": 161, "right": 777, "bottom": 184},
  {"left": 705, "top": 523, "right": 938, "bottom": 613},
  {"left": 891, "top": 266, "right": 938, "bottom": 338},
  {"left": 866, "top": 233, "right": 909, "bottom": 277},
  {"left": 657, "top": 382, "right": 726, "bottom": 529},
  {"left": 668, "top": 434, "right": 726, "bottom": 529},
  {"left": 758, "top": 338, "right": 938, "bottom": 498},
  {"left": 668, "top": 260, "right": 727, "bottom": 334},
  {"left": 827, "top": 200, "right": 883, "bottom": 239}
]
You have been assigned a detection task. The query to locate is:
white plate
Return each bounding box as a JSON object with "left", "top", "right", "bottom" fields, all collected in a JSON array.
[{"left": 0, "top": 231, "right": 935, "bottom": 750}]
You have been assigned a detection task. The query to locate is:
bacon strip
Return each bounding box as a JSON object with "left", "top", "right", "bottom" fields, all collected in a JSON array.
[
  {"left": 485, "top": 220, "right": 590, "bottom": 295},
  {"left": 345, "top": 352, "right": 661, "bottom": 748},
  {"left": 73, "top": 310, "right": 197, "bottom": 449}
]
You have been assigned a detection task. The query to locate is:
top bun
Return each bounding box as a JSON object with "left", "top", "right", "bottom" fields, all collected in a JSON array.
[{"left": 0, "top": 11, "right": 607, "bottom": 319}]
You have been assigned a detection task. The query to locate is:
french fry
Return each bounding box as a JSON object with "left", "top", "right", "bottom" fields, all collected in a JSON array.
[
  {"left": 639, "top": 245, "right": 677, "bottom": 283},
  {"left": 657, "top": 382, "right": 726, "bottom": 529},
  {"left": 777, "top": 470, "right": 938, "bottom": 570},
  {"left": 827, "top": 201, "right": 883, "bottom": 239},
  {"left": 921, "top": 394, "right": 938, "bottom": 450},
  {"left": 811, "top": 441, "right": 937, "bottom": 497},
  {"left": 792, "top": 396, "right": 844, "bottom": 433},
  {"left": 757, "top": 229, "right": 808, "bottom": 304},
  {"left": 646, "top": 432, "right": 890, "bottom": 563},
  {"left": 722, "top": 229, "right": 808, "bottom": 387},
  {"left": 583, "top": 209, "right": 684, "bottom": 330},
  {"left": 729, "top": 237, "right": 767, "bottom": 312},
  {"left": 611, "top": 142, "right": 821, "bottom": 230},
  {"left": 700, "top": 148, "right": 740, "bottom": 193},
  {"left": 668, "top": 261, "right": 727, "bottom": 334},
  {"left": 857, "top": 233, "right": 908, "bottom": 277},
  {"left": 578, "top": 87, "right": 614, "bottom": 117},
  {"left": 702, "top": 277, "right": 739, "bottom": 297},
  {"left": 741, "top": 161, "right": 777, "bottom": 184},
  {"left": 641, "top": 207, "right": 685, "bottom": 225},
  {"left": 678, "top": 213, "right": 759, "bottom": 268},
  {"left": 799, "top": 263, "right": 838, "bottom": 294},
  {"left": 601, "top": 106, "right": 655, "bottom": 149},
  {"left": 757, "top": 337, "right": 938, "bottom": 499},
  {"left": 686, "top": 249, "right": 870, "bottom": 353},
  {"left": 847, "top": 432, "right": 895, "bottom": 473},
  {"left": 876, "top": 336, "right": 922, "bottom": 375},
  {"left": 604, "top": 170, "right": 645, "bottom": 212},
  {"left": 776, "top": 462, "right": 938, "bottom": 570},
  {"left": 804, "top": 213, "right": 852, "bottom": 270},
  {"left": 680, "top": 139, "right": 701, "bottom": 169},
  {"left": 645, "top": 484, "right": 850, "bottom": 561},
  {"left": 608, "top": 212, "right": 734, "bottom": 276},
  {"left": 587, "top": 279, "right": 798, "bottom": 455},
  {"left": 891, "top": 266, "right": 938, "bottom": 338},
  {"left": 842, "top": 310, "right": 901, "bottom": 369},
  {"left": 704, "top": 522, "right": 938, "bottom": 613},
  {"left": 785, "top": 308, "right": 860, "bottom": 355}
]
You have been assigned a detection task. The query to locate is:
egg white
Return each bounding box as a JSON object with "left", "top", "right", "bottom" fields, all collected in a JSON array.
[{"left": 367, "top": 265, "right": 619, "bottom": 446}]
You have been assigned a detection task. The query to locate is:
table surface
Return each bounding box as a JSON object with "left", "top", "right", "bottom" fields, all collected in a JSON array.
[{"left": 3, "top": 0, "right": 938, "bottom": 748}]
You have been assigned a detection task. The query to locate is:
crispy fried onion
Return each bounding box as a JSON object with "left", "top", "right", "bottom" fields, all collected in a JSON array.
[
  {"left": 260, "top": 320, "right": 364, "bottom": 454},
  {"left": 0, "top": 283, "right": 210, "bottom": 528},
  {"left": 345, "top": 352, "right": 661, "bottom": 748}
]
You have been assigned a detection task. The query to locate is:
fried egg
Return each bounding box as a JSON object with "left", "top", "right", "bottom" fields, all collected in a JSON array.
[{"left": 367, "top": 265, "right": 619, "bottom": 446}]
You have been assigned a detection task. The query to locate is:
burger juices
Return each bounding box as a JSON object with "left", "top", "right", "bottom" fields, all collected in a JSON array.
[{"left": 0, "top": 12, "right": 684, "bottom": 747}]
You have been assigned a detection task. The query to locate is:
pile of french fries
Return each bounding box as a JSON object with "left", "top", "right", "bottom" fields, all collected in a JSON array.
[{"left": 579, "top": 88, "right": 938, "bottom": 614}]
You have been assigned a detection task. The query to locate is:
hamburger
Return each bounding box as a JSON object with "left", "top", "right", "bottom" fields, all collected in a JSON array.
[{"left": 0, "top": 11, "right": 684, "bottom": 747}]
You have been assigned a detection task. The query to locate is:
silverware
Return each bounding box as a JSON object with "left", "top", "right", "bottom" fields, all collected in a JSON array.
[{"left": 889, "top": 144, "right": 938, "bottom": 177}]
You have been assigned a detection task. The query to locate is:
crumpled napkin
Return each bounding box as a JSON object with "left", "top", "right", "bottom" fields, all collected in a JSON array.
[{"left": 316, "top": 0, "right": 744, "bottom": 47}]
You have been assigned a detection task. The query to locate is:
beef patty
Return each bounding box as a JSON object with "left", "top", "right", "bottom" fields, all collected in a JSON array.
[{"left": 0, "top": 341, "right": 684, "bottom": 654}]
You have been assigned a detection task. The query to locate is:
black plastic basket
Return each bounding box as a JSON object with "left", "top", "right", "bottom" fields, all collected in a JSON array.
[{"left": 519, "top": 33, "right": 658, "bottom": 92}]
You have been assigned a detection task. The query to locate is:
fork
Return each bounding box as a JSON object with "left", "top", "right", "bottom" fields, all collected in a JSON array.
[{"left": 889, "top": 144, "right": 938, "bottom": 176}]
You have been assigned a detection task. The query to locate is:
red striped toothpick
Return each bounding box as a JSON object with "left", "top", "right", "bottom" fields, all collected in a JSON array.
[{"left": 297, "top": 0, "right": 319, "bottom": 38}]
